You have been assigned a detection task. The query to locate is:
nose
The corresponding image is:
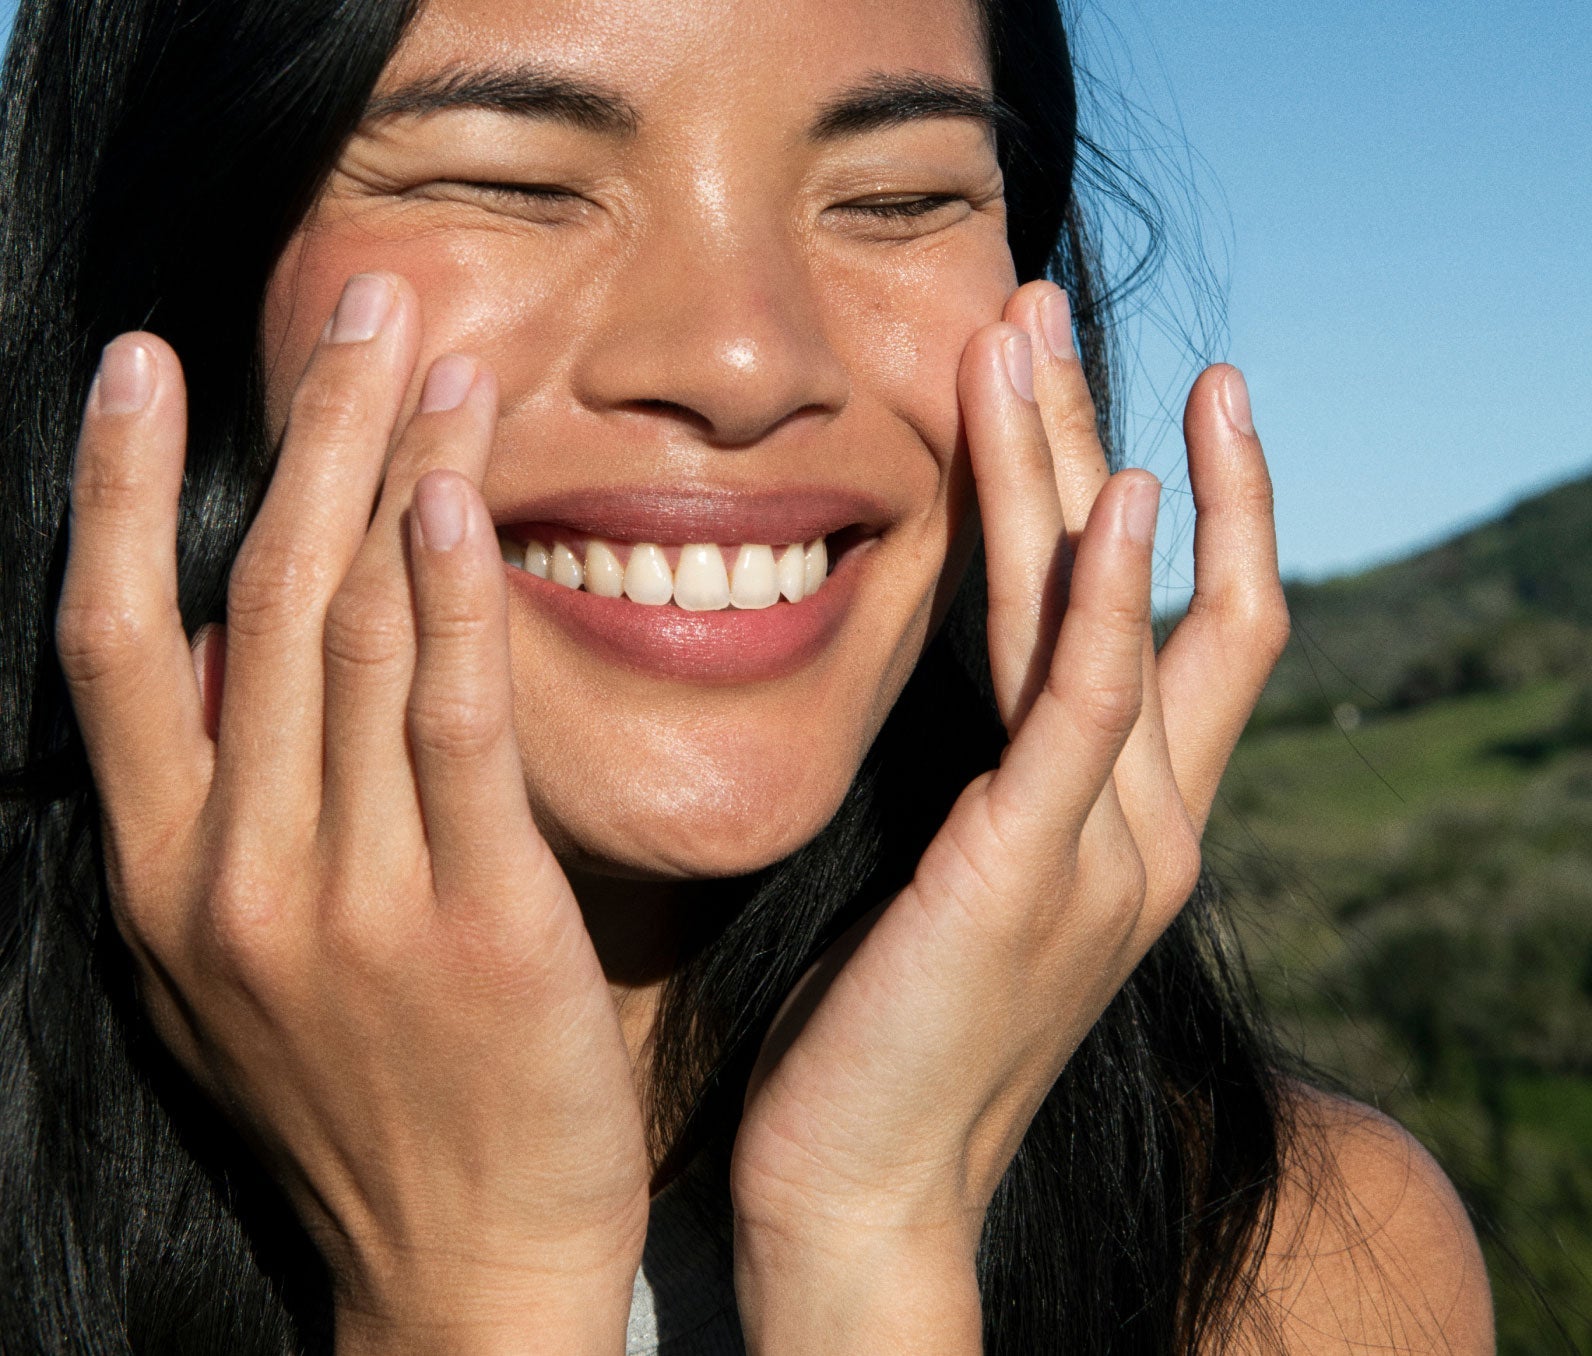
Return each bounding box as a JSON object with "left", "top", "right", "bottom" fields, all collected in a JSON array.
[{"left": 573, "top": 202, "right": 850, "bottom": 448}]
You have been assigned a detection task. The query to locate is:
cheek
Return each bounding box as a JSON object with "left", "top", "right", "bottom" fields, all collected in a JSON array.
[
  {"left": 820, "top": 233, "right": 1017, "bottom": 467},
  {"left": 260, "top": 219, "right": 579, "bottom": 435}
]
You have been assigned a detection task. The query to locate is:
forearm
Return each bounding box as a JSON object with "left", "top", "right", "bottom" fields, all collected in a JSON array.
[{"left": 735, "top": 1226, "right": 983, "bottom": 1355}]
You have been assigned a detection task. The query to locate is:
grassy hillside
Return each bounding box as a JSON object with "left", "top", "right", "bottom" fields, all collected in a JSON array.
[
  {"left": 1253, "top": 468, "right": 1592, "bottom": 727},
  {"left": 1207, "top": 471, "right": 1592, "bottom": 1352}
]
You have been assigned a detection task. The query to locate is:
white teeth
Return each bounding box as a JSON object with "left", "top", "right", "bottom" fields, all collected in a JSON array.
[
  {"left": 729, "top": 544, "right": 778, "bottom": 609},
  {"left": 584, "top": 539, "right": 625, "bottom": 597},
  {"left": 776, "top": 544, "right": 806, "bottom": 603},
  {"left": 803, "top": 537, "right": 827, "bottom": 596},
  {"left": 624, "top": 542, "right": 674, "bottom": 605},
  {"left": 550, "top": 542, "right": 584, "bottom": 590},
  {"left": 674, "top": 543, "right": 731, "bottom": 611},
  {"left": 501, "top": 531, "right": 835, "bottom": 607}
]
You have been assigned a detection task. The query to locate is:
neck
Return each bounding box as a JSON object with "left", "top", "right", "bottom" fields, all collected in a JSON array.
[{"left": 566, "top": 869, "right": 692, "bottom": 1070}]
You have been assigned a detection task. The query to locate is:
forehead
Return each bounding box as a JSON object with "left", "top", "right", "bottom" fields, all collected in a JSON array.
[{"left": 384, "top": 0, "right": 990, "bottom": 104}]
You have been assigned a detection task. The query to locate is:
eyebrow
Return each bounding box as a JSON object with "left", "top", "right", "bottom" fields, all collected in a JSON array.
[
  {"left": 363, "top": 63, "right": 640, "bottom": 135},
  {"left": 361, "top": 65, "right": 1011, "bottom": 144},
  {"left": 809, "top": 72, "right": 1013, "bottom": 142}
]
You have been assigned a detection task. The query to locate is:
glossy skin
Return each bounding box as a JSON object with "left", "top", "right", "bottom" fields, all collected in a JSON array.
[
  {"left": 55, "top": 0, "right": 1494, "bottom": 1351},
  {"left": 261, "top": 0, "right": 1009, "bottom": 882}
]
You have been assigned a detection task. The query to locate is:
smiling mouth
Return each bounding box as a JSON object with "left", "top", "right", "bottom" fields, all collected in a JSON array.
[
  {"left": 489, "top": 487, "right": 887, "bottom": 680},
  {"left": 495, "top": 528, "right": 870, "bottom": 610}
]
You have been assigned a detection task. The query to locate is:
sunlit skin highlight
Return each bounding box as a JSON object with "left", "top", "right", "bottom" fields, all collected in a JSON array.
[{"left": 262, "top": 0, "right": 1013, "bottom": 927}]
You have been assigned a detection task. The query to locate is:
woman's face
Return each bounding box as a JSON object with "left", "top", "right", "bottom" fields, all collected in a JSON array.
[{"left": 260, "top": 0, "right": 1016, "bottom": 881}]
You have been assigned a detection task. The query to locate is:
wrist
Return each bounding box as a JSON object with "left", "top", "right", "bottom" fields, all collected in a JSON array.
[
  {"left": 335, "top": 1295, "right": 631, "bottom": 1356},
  {"left": 734, "top": 1222, "right": 982, "bottom": 1355},
  {"left": 332, "top": 1254, "right": 639, "bottom": 1356}
]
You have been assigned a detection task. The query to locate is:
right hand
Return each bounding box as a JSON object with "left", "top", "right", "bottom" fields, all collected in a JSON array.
[{"left": 56, "top": 273, "right": 650, "bottom": 1353}]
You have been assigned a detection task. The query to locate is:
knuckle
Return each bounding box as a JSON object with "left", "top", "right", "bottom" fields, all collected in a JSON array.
[
  {"left": 70, "top": 450, "right": 149, "bottom": 515},
  {"left": 1095, "top": 589, "right": 1151, "bottom": 637},
  {"left": 1254, "top": 592, "right": 1292, "bottom": 661},
  {"left": 408, "top": 690, "right": 509, "bottom": 761},
  {"left": 1103, "top": 842, "right": 1149, "bottom": 935},
  {"left": 418, "top": 593, "right": 495, "bottom": 644},
  {"left": 1049, "top": 377, "right": 1102, "bottom": 442},
  {"left": 323, "top": 590, "right": 411, "bottom": 675},
  {"left": 55, "top": 599, "right": 150, "bottom": 685},
  {"left": 1071, "top": 675, "right": 1142, "bottom": 741},
  {"left": 287, "top": 370, "right": 373, "bottom": 442},
  {"left": 1230, "top": 469, "right": 1277, "bottom": 518},
  {"left": 227, "top": 536, "right": 330, "bottom": 637},
  {"left": 1190, "top": 581, "right": 1291, "bottom": 666},
  {"left": 204, "top": 869, "right": 288, "bottom": 978}
]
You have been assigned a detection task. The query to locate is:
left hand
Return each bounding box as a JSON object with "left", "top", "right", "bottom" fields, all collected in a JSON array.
[{"left": 729, "top": 280, "right": 1290, "bottom": 1348}]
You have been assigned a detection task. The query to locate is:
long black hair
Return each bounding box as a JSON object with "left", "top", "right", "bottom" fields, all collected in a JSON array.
[{"left": 0, "top": 0, "right": 1292, "bottom": 1350}]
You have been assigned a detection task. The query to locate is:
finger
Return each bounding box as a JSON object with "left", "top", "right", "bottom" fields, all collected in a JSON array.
[
  {"left": 57, "top": 334, "right": 211, "bottom": 844},
  {"left": 989, "top": 471, "right": 1160, "bottom": 844},
  {"left": 1005, "top": 282, "right": 1110, "bottom": 539},
  {"left": 405, "top": 464, "right": 557, "bottom": 905},
  {"left": 214, "top": 273, "right": 419, "bottom": 816},
  {"left": 319, "top": 356, "right": 496, "bottom": 853},
  {"left": 1157, "top": 367, "right": 1290, "bottom": 828},
  {"left": 958, "top": 321, "right": 1067, "bottom": 728},
  {"left": 1011, "top": 283, "right": 1195, "bottom": 899}
]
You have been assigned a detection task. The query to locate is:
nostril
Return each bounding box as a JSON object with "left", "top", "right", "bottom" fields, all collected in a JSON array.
[{"left": 620, "top": 397, "right": 715, "bottom": 436}]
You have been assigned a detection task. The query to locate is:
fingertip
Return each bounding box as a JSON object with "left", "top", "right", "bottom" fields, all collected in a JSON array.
[
  {"left": 1221, "top": 367, "right": 1255, "bottom": 437},
  {"left": 412, "top": 468, "right": 475, "bottom": 554},
  {"left": 1186, "top": 364, "right": 1257, "bottom": 441},
  {"left": 1006, "top": 276, "right": 1057, "bottom": 327},
  {"left": 1118, "top": 471, "right": 1161, "bottom": 550},
  {"left": 91, "top": 336, "right": 155, "bottom": 416},
  {"left": 956, "top": 322, "right": 1043, "bottom": 443},
  {"left": 1003, "top": 280, "right": 1076, "bottom": 366},
  {"left": 418, "top": 353, "right": 480, "bottom": 415},
  {"left": 84, "top": 332, "right": 184, "bottom": 421}
]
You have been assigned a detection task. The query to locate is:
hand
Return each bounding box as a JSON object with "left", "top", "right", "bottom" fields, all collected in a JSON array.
[
  {"left": 729, "top": 280, "right": 1289, "bottom": 1351},
  {"left": 56, "top": 274, "right": 650, "bottom": 1355}
]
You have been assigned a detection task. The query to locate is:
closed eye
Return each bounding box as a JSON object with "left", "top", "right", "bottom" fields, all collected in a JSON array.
[
  {"left": 836, "top": 194, "right": 964, "bottom": 219},
  {"left": 451, "top": 180, "right": 581, "bottom": 204},
  {"left": 404, "top": 179, "right": 591, "bottom": 223}
]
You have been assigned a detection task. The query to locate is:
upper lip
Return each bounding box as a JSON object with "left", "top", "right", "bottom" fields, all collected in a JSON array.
[{"left": 490, "top": 486, "right": 894, "bottom": 544}]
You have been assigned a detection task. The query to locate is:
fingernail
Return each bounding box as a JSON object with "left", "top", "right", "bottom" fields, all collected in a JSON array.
[
  {"left": 1041, "top": 288, "right": 1075, "bottom": 360},
  {"left": 414, "top": 473, "right": 467, "bottom": 552},
  {"left": 1002, "top": 332, "right": 1035, "bottom": 402},
  {"left": 94, "top": 338, "right": 154, "bottom": 414},
  {"left": 419, "top": 354, "right": 477, "bottom": 413},
  {"left": 1123, "top": 476, "right": 1160, "bottom": 547},
  {"left": 327, "top": 273, "right": 395, "bottom": 344},
  {"left": 1223, "top": 368, "right": 1255, "bottom": 436}
]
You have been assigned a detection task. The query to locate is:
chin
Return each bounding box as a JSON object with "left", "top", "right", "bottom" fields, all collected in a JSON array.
[{"left": 526, "top": 719, "right": 866, "bottom": 883}]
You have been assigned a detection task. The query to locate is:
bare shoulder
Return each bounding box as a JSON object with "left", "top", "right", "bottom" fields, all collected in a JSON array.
[{"left": 1236, "top": 1082, "right": 1495, "bottom": 1354}]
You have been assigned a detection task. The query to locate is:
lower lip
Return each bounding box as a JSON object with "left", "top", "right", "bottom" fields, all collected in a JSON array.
[{"left": 505, "top": 544, "right": 867, "bottom": 683}]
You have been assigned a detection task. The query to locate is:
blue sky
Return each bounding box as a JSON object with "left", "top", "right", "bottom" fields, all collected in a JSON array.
[
  {"left": 4, "top": 0, "right": 1588, "bottom": 594},
  {"left": 1076, "top": 0, "right": 1592, "bottom": 598}
]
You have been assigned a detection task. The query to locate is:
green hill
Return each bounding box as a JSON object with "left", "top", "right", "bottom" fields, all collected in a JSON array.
[
  {"left": 1253, "top": 469, "right": 1592, "bottom": 727},
  {"left": 1205, "top": 469, "right": 1592, "bottom": 1352}
]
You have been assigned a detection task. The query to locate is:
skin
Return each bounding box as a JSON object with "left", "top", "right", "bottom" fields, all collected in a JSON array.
[{"left": 54, "top": 0, "right": 1494, "bottom": 1351}]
